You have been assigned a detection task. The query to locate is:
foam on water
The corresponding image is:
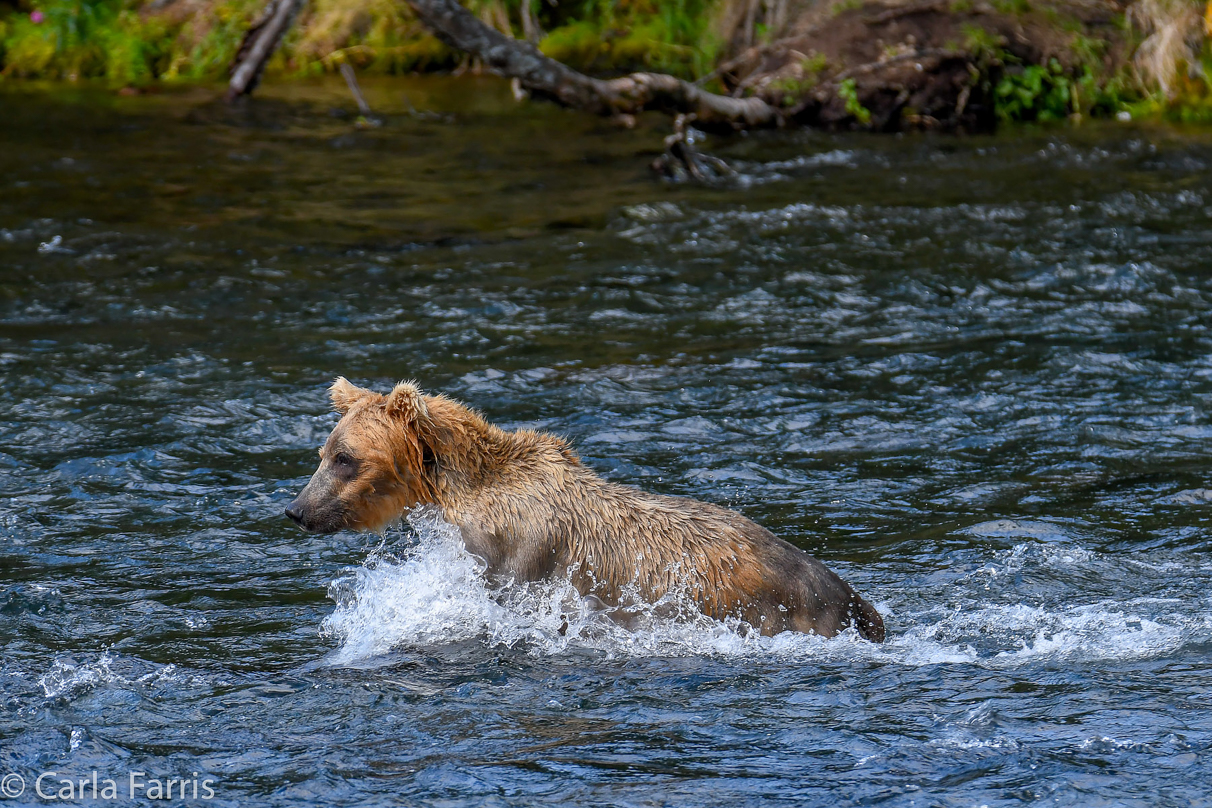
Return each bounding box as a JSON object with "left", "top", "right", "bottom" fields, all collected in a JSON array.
[
  {"left": 893, "top": 600, "right": 1201, "bottom": 666},
  {"left": 39, "top": 654, "right": 124, "bottom": 699},
  {"left": 319, "top": 512, "right": 1211, "bottom": 668},
  {"left": 37, "top": 653, "right": 192, "bottom": 701}
]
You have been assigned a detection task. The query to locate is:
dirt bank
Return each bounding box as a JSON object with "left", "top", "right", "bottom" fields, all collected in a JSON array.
[{"left": 713, "top": 0, "right": 1136, "bottom": 130}]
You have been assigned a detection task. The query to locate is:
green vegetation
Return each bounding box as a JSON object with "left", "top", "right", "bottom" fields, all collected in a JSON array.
[
  {"left": 2, "top": 0, "right": 1212, "bottom": 129},
  {"left": 0, "top": 0, "right": 719, "bottom": 82},
  {"left": 0, "top": 0, "right": 266, "bottom": 80},
  {"left": 1, "top": 0, "right": 176, "bottom": 81},
  {"left": 958, "top": 17, "right": 1137, "bottom": 123},
  {"left": 837, "top": 77, "right": 871, "bottom": 124},
  {"left": 961, "top": 23, "right": 1004, "bottom": 62},
  {"left": 767, "top": 51, "right": 828, "bottom": 105},
  {"left": 536, "top": 0, "right": 720, "bottom": 76},
  {"left": 959, "top": 0, "right": 1212, "bottom": 125},
  {"left": 995, "top": 59, "right": 1074, "bottom": 121}
]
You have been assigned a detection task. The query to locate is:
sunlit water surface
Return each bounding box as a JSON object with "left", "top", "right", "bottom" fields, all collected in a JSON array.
[{"left": 2, "top": 79, "right": 1211, "bottom": 807}]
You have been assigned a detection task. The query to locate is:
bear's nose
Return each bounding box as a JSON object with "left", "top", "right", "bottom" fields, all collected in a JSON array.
[{"left": 285, "top": 502, "right": 304, "bottom": 524}]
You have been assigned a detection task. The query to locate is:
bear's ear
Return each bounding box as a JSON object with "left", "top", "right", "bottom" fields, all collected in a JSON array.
[
  {"left": 384, "top": 381, "right": 429, "bottom": 424},
  {"left": 330, "top": 377, "right": 373, "bottom": 414}
]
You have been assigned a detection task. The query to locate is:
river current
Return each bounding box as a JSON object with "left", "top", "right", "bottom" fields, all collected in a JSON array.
[{"left": 1, "top": 79, "right": 1211, "bottom": 807}]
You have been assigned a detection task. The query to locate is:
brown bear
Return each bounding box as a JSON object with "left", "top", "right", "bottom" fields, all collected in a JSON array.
[{"left": 286, "top": 378, "right": 885, "bottom": 642}]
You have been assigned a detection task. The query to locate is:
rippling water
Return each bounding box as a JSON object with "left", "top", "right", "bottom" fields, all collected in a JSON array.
[{"left": 2, "top": 79, "right": 1211, "bottom": 807}]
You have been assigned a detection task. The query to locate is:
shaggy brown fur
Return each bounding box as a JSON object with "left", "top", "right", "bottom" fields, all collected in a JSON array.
[{"left": 286, "top": 378, "right": 885, "bottom": 641}]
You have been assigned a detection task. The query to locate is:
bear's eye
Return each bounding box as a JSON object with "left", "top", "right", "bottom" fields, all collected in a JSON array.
[{"left": 335, "top": 452, "right": 354, "bottom": 467}]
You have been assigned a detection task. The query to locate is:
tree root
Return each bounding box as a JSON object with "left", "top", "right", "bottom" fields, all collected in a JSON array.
[{"left": 649, "top": 114, "right": 737, "bottom": 182}]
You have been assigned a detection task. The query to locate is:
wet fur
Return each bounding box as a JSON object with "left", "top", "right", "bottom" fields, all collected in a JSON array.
[{"left": 287, "top": 378, "right": 885, "bottom": 641}]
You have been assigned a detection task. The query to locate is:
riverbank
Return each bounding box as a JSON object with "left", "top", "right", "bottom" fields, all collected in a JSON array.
[{"left": 2, "top": 0, "right": 1211, "bottom": 126}]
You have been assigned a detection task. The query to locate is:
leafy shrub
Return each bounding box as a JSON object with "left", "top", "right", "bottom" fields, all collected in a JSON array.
[{"left": 995, "top": 58, "right": 1073, "bottom": 121}]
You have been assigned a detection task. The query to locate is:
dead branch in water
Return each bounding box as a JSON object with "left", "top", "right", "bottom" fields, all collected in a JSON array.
[
  {"left": 401, "top": 0, "right": 780, "bottom": 129},
  {"left": 338, "top": 62, "right": 386, "bottom": 128},
  {"left": 650, "top": 114, "right": 738, "bottom": 181},
  {"left": 339, "top": 63, "right": 374, "bottom": 117}
]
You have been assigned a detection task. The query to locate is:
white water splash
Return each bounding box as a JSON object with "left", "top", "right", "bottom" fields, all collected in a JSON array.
[
  {"left": 38, "top": 654, "right": 198, "bottom": 702},
  {"left": 890, "top": 600, "right": 1200, "bottom": 666},
  {"left": 40, "top": 654, "right": 123, "bottom": 699},
  {"left": 319, "top": 511, "right": 1210, "bottom": 667},
  {"left": 319, "top": 510, "right": 865, "bottom": 665}
]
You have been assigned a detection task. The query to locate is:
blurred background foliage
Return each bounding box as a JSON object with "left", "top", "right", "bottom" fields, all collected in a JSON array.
[
  {"left": 0, "top": 0, "right": 721, "bottom": 82},
  {"left": 2, "top": 0, "right": 1212, "bottom": 122}
]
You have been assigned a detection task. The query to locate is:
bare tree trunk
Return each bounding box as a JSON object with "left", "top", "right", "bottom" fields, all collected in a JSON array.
[
  {"left": 403, "top": 0, "right": 780, "bottom": 128},
  {"left": 225, "top": 0, "right": 307, "bottom": 101}
]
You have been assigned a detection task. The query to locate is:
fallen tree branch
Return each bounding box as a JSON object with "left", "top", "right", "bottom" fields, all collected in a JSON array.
[
  {"left": 225, "top": 0, "right": 307, "bottom": 101},
  {"left": 224, "top": 0, "right": 778, "bottom": 127},
  {"left": 402, "top": 0, "right": 781, "bottom": 128},
  {"left": 340, "top": 63, "right": 373, "bottom": 116},
  {"left": 339, "top": 63, "right": 384, "bottom": 127}
]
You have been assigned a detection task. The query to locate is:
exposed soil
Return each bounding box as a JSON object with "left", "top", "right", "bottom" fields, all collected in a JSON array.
[{"left": 715, "top": 0, "right": 1134, "bottom": 130}]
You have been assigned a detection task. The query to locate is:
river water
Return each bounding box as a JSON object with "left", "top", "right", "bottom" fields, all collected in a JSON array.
[{"left": 2, "top": 78, "right": 1210, "bottom": 807}]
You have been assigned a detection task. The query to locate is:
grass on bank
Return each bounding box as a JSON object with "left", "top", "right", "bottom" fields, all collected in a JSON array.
[
  {"left": 0, "top": 0, "right": 720, "bottom": 81},
  {"left": 2, "top": 0, "right": 1212, "bottom": 123}
]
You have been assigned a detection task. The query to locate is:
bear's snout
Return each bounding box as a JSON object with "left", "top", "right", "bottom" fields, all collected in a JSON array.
[
  {"left": 284, "top": 501, "right": 305, "bottom": 526},
  {"left": 283, "top": 486, "right": 346, "bottom": 534}
]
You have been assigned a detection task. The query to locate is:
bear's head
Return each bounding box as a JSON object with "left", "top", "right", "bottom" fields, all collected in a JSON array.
[{"left": 285, "top": 377, "right": 437, "bottom": 534}]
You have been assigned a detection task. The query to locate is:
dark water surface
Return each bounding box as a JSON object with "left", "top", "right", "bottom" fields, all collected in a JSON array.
[{"left": 2, "top": 78, "right": 1211, "bottom": 807}]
